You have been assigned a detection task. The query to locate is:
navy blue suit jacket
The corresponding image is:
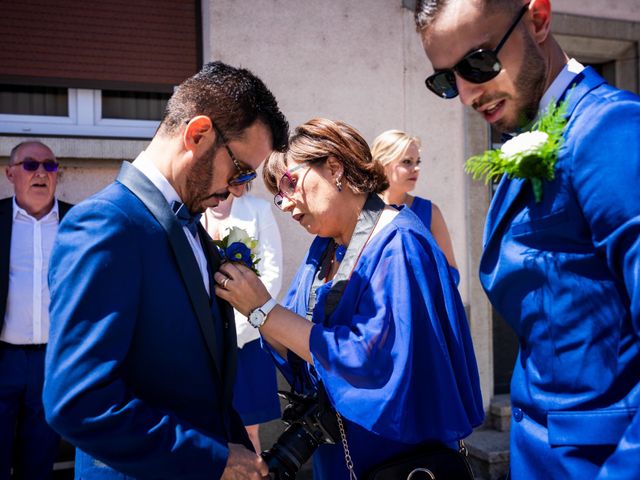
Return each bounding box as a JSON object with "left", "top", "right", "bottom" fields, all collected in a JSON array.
[
  {"left": 44, "top": 163, "right": 250, "bottom": 479},
  {"left": 480, "top": 68, "right": 640, "bottom": 478}
]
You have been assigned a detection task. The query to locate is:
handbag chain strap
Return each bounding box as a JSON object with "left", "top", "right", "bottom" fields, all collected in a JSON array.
[
  {"left": 336, "top": 412, "right": 358, "bottom": 480},
  {"left": 458, "top": 439, "right": 468, "bottom": 456}
]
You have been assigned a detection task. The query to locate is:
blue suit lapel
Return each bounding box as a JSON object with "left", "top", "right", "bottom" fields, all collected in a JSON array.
[
  {"left": 483, "top": 66, "right": 606, "bottom": 249},
  {"left": 199, "top": 226, "right": 238, "bottom": 407},
  {"left": 483, "top": 175, "right": 525, "bottom": 247},
  {"left": 562, "top": 67, "right": 606, "bottom": 117},
  {"left": 116, "top": 162, "right": 225, "bottom": 379}
]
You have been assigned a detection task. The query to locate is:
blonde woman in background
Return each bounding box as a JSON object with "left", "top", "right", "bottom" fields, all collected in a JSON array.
[
  {"left": 372, "top": 129, "right": 459, "bottom": 285},
  {"left": 201, "top": 184, "right": 282, "bottom": 452}
]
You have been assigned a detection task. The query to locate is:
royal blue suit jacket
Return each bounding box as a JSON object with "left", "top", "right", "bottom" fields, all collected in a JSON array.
[
  {"left": 44, "top": 162, "right": 250, "bottom": 479},
  {"left": 480, "top": 67, "right": 640, "bottom": 479}
]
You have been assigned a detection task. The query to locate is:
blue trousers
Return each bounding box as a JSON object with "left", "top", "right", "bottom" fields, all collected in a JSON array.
[{"left": 0, "top": 342, "right": 60, "bottom": 480}]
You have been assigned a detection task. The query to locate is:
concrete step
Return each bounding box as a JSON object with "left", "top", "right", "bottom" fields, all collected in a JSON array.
[
  {"left": 466, "top": 427, "right": 510, "bottom": 480},
  {"left": 488, "top": 394, "right": 511, "bottom": 432}
]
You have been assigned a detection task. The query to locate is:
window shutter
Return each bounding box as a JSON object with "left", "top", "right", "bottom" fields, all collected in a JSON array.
[{"left": 0, "top": 0, "right": 200, "bottom": 92}]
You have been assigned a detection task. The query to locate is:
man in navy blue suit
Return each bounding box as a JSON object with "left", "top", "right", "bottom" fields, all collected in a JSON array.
[
  {"left": 416, "top": 0, "right": 640, "bottom": 478},
  {"left": 44, "top": 62, "right": 288, "bottom": 479},
  {"left": 1, "top": 141, "right": 71, "bottom": 480}
]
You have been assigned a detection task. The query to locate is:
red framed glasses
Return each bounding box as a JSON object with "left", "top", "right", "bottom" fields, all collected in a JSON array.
[{"left": 273, "top": 157, "right": 327, "bottom": 209}]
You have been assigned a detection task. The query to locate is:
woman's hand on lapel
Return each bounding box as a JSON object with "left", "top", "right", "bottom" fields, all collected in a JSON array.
[{"left": 215, "top": 262, "right": 270, "bottom": 316}]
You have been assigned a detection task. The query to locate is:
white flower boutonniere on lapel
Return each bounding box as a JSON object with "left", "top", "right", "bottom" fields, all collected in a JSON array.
[
  {"left": 465, "top": 99, "right": 568, "bottom": 202},
  {"left": 215, "top": 227, "right": 261, "bottom": 275}
]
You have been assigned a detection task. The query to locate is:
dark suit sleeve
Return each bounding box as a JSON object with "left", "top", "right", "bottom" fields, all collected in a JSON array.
[
  {"left": 44, "top": 199, "right": 230, "bottom": 479},
  {"left": 570, "top": 97, "right": 640, "bottom": 479}
]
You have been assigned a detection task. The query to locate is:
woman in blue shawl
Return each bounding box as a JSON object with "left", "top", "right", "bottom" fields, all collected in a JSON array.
[{"left": 215, "top": 118, "right": 484, "bottom": 479}]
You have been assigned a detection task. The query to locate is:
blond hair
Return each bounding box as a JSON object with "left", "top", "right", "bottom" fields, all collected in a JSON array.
[{"left": 371, "top": 130, "right": 421, "bottom": 167}]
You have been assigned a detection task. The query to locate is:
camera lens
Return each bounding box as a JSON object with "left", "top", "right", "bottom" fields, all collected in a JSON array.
[{"left": 261, "top": 423, "right": 320, "bottom": 479}]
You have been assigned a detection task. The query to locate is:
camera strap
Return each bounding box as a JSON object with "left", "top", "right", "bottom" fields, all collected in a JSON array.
[
  {"left": 324, "top": 192, "right": 385, "bottom": 319},
  {"left": 307, "top": 193, "right": 386, "bottom": 480},
  {"left": 307, "top": 193, "right": 386, "bottom": 319}
]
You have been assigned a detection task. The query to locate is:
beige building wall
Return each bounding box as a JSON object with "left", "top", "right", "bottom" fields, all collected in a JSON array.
[
  {"left": 205, "top": 0, "right": 469, "bottom": 294},
  {"left": 553, "top": 0, "right": 640, "bottom": 21},
  {"left": 0, "top": 139, "right": 144, "bottom": 204}
]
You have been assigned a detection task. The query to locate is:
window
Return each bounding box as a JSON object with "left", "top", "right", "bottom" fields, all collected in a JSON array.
[
  {"left": 0, "top": 85, "right": 170, "bottom": 138},
  {"left": 0, "top": 0, "right": 199, "bottom": 138},
  {"left": 0, "top": 85, "right": 68, "bottom": 116}
]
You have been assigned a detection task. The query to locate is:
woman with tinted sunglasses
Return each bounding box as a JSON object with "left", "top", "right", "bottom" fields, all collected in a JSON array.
[
  {"left": 215, "top": 118, "right": 483, "bottom": 479},
  {"left": 372, "top": 129, "right": 459, "bottom": 285}
]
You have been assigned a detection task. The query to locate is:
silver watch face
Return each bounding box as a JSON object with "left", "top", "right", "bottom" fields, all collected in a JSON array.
[{"left": 249, "top": 309, "right": 265, "bottom": 327}]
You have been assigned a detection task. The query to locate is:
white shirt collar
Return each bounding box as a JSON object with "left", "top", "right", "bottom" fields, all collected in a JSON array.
[
  {"left": 538, "top": 58, "right": 585, "bottom": 114},
  {"left": 131, "top": 151, "right": 182, "bottom": 206},
  {"left": 12, "top": 197, "right": 59, "bottom": 221}
]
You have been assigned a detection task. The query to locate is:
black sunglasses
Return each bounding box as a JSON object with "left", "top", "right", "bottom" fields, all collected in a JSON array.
[
  {"left": 210, "top": 120, "right": 257, "bottom": 187},
  {"left": 425, "top": 2, "right": 530, "bottom": 99},
  {"left": 12, "top": 159, "right": 59, "bottom": 172}
]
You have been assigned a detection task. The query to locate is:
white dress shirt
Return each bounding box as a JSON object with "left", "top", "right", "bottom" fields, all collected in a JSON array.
[
  {"left": 132, "top": 152, "right": 210, "bottom": 295},
  {"left": 201, "top": 194, "right": 283, "bottom": 347},
  {"left": 1, "top": 198, "right": 59, "bottom": 344}
]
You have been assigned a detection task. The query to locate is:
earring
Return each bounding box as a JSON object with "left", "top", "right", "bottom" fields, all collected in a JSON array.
[{"left": 335, "top": 176, "right": 343, "bottom": 192}]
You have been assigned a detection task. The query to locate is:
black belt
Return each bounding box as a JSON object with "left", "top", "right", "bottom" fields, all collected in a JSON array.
[{"left": 0, "top": 341, "right": 47, "bottom": 351}]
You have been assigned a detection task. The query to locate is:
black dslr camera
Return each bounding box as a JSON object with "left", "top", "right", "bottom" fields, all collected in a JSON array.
[{"left": 262, "top": 386, "right": 340, "bottom": 479}]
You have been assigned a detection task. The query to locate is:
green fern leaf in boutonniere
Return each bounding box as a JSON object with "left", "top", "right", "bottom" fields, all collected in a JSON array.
[{"left": 465, "top": 99, "right": 568, "bottom": 202}]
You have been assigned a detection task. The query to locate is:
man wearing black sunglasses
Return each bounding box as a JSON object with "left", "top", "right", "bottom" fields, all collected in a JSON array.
[
  {"left": 416, "top": 1, "right": 640, "bottom": 479},
  {"left": 44, "top": 62, "right": 288, "bottom": 480},
  {"left": 1, "top": 141, "right": 72, "bottom": 479}
]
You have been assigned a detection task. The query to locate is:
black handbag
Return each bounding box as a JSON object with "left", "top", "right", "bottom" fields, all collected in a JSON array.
[{"left": 365, "top": 442, "right": 474, "bottom": 480}]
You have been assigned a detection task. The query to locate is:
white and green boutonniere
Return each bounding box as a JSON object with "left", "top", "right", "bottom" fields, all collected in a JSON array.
[
  {"left": 215, "top": 226, "right": 261, "bottom": 275},
  {"left": 465, "top": 99, "right": 568, "bottom": 202}
]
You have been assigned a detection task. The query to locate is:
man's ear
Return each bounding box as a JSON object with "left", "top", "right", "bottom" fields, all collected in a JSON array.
[
  {"left": 183, "top": 116, "right": 213, "bottom": 152},
  {"left": 529, "top": 0, "right": 552, "bottom": 44},
  {"left": 5, "top": 166, "right": 15, "bottom": 184}
]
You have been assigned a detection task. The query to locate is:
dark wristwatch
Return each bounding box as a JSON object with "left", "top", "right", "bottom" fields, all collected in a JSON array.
[{"left": 248, "top": 298, "right": 277, "bottom": 328}]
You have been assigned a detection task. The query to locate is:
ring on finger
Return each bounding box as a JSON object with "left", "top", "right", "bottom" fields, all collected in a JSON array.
[{"left": 222, "top": 277, "right": 230, "bottom": 289}]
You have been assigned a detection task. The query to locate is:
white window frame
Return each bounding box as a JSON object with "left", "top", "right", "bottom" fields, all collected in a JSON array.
[{"left": 0, "top": 88, "right": 160, "bottom": 138}]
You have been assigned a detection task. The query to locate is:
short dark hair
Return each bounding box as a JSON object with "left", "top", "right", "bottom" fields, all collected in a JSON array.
[
  {"left": 263, "top": 118, "right": 389, "bottom": 195},
  {"left": 159, "top": 61, "right": 289, "bottom": 151},
  {"left": 9, "top": 141, "right": 55, "bottom": 165},
  {"left": 415, "top": 0, "right": 520, "bottom": 32}
]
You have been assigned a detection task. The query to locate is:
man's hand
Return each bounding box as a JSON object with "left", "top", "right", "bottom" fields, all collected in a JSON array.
[{"left": 221, "top": 443, "right": 270, "bottom": 479}]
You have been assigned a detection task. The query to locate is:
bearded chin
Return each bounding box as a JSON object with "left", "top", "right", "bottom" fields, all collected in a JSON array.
[{"left": 184, "top": 143, "right": 218, "bottom": 213}]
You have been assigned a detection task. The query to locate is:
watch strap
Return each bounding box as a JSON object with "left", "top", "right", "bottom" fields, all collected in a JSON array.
[{"left": 249, "top": 298, "right": 277, "bottom": 328}]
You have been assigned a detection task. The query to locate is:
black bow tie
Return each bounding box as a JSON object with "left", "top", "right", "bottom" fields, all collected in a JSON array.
[
  {"left": 171, "top": 200, "right": 202, "bottom": 238},
  {"left": 500, "top": 132, "right": 516, "bottom": 143}
]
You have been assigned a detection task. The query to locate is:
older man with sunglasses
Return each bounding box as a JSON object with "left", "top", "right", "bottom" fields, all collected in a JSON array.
[
  {"left": 416, "top": 0, "right": 640, "bottom": 479},
  {"left": 43, "top": 62, "right": 288, "bottom": 480},
  {"left": 1, "top": 141, "right": 71, "bottom": 479}
]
